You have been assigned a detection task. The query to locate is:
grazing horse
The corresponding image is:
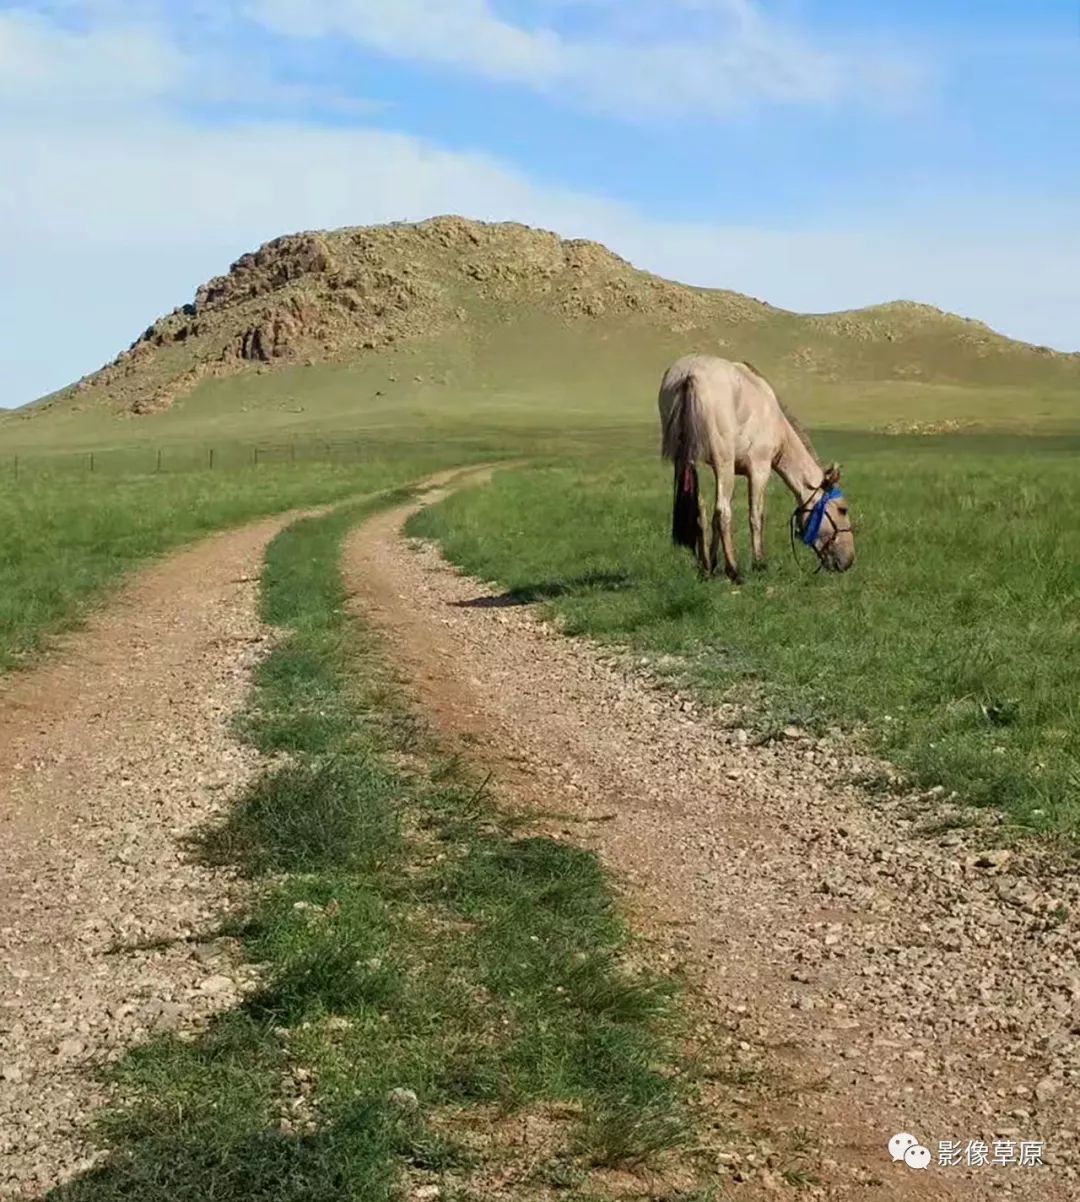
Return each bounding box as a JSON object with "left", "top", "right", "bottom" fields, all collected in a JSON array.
[{"left": 659, "top": 355, "right": 855, "bottom": 581}]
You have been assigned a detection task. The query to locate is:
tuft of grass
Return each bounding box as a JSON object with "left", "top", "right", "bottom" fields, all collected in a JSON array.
[
  {"left": 204, "top": 757, "right": 401, "bottom": 876},
  {"left": 52, "top": 494, "right": 711, "bottom": 1200},
  {"left": 411, "top": 435, "right": 1080, "bottom": 836}
]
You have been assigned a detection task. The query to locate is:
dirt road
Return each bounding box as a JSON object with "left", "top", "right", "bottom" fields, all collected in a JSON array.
[
  {"left": 0, "top": 517, "right": 291, "bottom": 1199},
  {"left": 344, "top": 480, "right": 1079, "bottom": 1201}
]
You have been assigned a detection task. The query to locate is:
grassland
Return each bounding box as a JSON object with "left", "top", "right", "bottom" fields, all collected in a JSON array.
[
  {"left": 50, "top": 496, "right": 712, "bottom": 1202},
  {"left": 5, "top": 312, "right": 1080, "bottom": 466},
  {"left": 4, "top": 341, "right": 1080, "bottom": 836},
  {"left": 412, "top": 432, "right": 1080, "bottom": 836}
]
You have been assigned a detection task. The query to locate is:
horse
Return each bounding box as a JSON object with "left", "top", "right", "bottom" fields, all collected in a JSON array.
[{"left": 658, "top": 355, "right": 855, "bottom": 581}]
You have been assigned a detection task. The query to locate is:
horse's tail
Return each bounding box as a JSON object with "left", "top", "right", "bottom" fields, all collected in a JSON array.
[
  {"left": 672, "top": 459, "right": 700, "bottom": 550},
  {"left": 662, "top": 375, "right": 703, "bottom": 550}
]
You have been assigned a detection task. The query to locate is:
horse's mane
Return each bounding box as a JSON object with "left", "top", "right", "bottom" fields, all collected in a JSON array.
[
  {"left": 777, "top": 399, "right": 820, "bottom": 462},
  {"left": 740, "top": 361, "right": 820, "bottom": 464}
]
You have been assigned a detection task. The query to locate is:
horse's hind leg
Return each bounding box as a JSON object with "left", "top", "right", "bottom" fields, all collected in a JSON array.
[
  {"left": 748, "top": 466, "right": 769, "bottom": 571},
  {"left": 710, "top": 465, "right": 743, "bottom": 585},
  {"left": 695, "top": 477, "right": 712, "bottom": 576}
]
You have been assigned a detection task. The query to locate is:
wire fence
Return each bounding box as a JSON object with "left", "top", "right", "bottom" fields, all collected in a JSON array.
[
  {"left": 4, "top": 435, "right": 395, "bottom": 482},
  {"left": 2, "top": 418, "right": 645, "bottom": 484}
]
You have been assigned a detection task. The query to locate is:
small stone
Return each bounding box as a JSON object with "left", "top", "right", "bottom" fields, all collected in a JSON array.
[
  {"left": 199, "top": 974, "right": 234, "bottom": 994},
  {"left": 974, "top": 849, "right": 1012, "bottom": 870},
  {"left": 1034, "top": 1076, "right": 1061, "bottom": 1103},
  {"left": 2, "top": 1064, "right": 24, "bottom": 1083},
  {"left": 152, "top": 1002, "right": 185, "bottom": 1031},
  {"left": 56, "top": 1038, "right": 85, "bottom": 1060},
  {"left": 387, "top": 1087, "right": 420, "bottom": 1112},
  {"left": 412, "top": 1187, "right": 441, "bottom": 1202}
]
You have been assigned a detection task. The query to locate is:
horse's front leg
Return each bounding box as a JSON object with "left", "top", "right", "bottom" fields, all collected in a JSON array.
[
  {"left": 748, "top": 467, "right": 769, "bottom": 571},
  {"left": 710, "top": 466, "right": 743, "bottom": 585}
]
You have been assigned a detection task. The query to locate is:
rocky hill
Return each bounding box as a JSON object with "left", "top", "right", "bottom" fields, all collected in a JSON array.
[{"left": 31, "top": 216, "right": 1080, "bottom": 417}]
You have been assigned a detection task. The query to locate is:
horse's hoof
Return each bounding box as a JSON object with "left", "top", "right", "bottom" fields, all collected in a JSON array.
[{"left": 729, "top": 571, "right": 745, "bottom": 587}]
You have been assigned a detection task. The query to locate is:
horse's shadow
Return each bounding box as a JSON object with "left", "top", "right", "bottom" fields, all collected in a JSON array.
[{"left": 452, "top": 571, "right": 631, "bottom": 610}]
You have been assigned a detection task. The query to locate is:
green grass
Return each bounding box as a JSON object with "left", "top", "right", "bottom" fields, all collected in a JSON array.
[
  {"left": 410, "top": 432, "right": 1080, "bottom": 835},
  {"left": 50, "top": 496, "right": 709, "bottom": 1201}
]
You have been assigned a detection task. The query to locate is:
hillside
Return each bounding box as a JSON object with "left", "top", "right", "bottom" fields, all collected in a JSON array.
[{"left": 14, "top": 215, "right": 1080, "bottom": 427}]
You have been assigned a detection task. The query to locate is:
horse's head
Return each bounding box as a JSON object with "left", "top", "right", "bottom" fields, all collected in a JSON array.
[{"left": 801, "top": 463, "right": 855, "bottom": 572}]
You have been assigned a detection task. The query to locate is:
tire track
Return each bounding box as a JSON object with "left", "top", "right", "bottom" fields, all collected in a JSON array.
[{"left": 0, "top": 516, "right": 293, "bottom": 1198}]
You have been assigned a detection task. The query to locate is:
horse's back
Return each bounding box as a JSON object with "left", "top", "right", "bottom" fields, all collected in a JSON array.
[
  {"left": 660, "top": 354, "right": 740, "bottom": 394},
  {"left": 658, "top": 355, "right": 784, "bottom": 468},
  {"left": 660, "top": 354, "right": 768, "bottom": 420}
]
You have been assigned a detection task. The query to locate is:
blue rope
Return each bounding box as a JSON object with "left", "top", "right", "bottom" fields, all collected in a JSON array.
[{"left": 801, "top": 488, "right": 844, "bottom": 546}]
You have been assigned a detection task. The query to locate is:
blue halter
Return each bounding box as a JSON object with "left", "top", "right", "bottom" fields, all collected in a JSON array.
[{"left": 801, "top": 488, "right": 844, "bottom": 546}]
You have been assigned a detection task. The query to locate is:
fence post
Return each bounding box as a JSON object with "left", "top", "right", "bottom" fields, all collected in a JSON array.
[
  {"left": 290, "top": 441, "right": 295, "bottom": 466},
  {"left": 89, "top": 451, "right": 95, "bottom": 473},
  {"left": 13, "top": 455, "right": 17, "bottom": 480},
  {"left": 253, "top": 446, "right": 260, "bottom": 467},
  {"left": 208, "top": 447, "right": 215, "bottom": 470},
  {"left": 156, "top": 448, "right": 162, "bottom": 473}
]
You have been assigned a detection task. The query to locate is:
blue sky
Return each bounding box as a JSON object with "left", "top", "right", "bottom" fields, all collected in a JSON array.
[{"left": 2, "top": 0, "right": 1079, "bottom": 407}]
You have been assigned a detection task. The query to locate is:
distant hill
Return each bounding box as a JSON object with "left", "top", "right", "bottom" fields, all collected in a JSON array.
[{"left": 22, "top": 215, "right": 1080, "bottom": 422}]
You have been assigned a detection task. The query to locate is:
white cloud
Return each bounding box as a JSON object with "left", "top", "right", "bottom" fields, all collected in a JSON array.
[
  {"left": 254, "top": 0, "right": 562, "bottom": 85},
  {"left": 0, "top": 4, "right": 381, "bottom": 118},
  {"left": 0, "top": 8, "right": 188, "bottom": 109},
  {"left": 1, "top": 7, "right": 1076, "bottom": 408},
  {"left": 249, "top": 0, "right": 923, "bottom": 119}
]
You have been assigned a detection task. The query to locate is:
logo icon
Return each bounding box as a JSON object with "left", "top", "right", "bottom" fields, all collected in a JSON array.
[{"left": 890, "top": 1132, "right": 932, "bottom": 1170}]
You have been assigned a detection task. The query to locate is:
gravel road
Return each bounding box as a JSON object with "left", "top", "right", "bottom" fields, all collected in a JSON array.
[
  {"left": 0, "top": 517, "right": 290, "bottom": 1198},
  {"left": 344, "top": 483, "right": 1079, "bottom": 1201}
]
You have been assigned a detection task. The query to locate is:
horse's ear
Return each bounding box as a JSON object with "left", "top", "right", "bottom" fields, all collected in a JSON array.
[{"left": 823, "top": 462, "right": 841, "bottom": 488}]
